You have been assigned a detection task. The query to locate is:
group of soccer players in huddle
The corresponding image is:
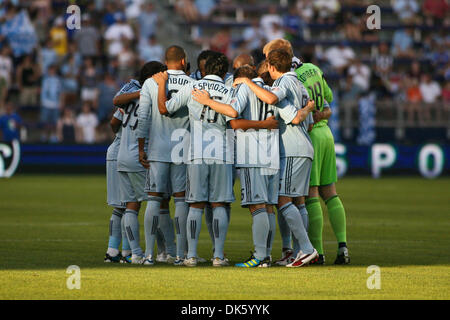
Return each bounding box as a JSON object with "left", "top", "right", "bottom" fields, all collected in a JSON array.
[{"left": 104, "top": 38, "right": 350, "bottom": 268}]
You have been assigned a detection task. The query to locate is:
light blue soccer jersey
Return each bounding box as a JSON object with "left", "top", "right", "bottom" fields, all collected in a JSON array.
[
  {"left": 166, "top": 74, "right": 235, "bottom": 163},
  {"left": 230, "top": 77, "right": 300, "bottom": 169},
  {"left": 270, "top": 72, "right": 314, "bottom": 160},
  {"left": 137, "top": 70, "right": 193, "bottom": 163},
  {"left": 224, "top": 72, "right": 234, "bottom": 87},
  {"left": 116, "top": 79, "right": 147, "bottom": 172},
  {"left": 106, "top": 109, "right": 123, "bottom": 161}
]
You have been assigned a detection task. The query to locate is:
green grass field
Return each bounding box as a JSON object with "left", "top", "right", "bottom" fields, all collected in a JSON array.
[{"left": 0, "top": 175, "right": 449, "bottom": 300}]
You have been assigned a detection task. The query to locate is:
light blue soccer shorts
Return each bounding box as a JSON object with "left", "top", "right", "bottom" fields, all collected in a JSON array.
[
  {"left": 186, "top": 161, "right": 235, "bottom": 203},
  {"left": 145, "top": 161, "right": 186, "bottom": 194},
  {"left": 118, "top": 171, "right": 147, "bottom": 203},
  {"left": 239, "top": 167, "right": 279, "bottom": 206},
  {"left": 279, "top": 157, "right": 312, "bottom": 198},
  {"left": 106, "top": 160, "right": 125, "bottom": 209}
]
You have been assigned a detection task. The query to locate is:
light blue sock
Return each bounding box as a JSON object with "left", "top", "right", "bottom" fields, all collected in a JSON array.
[
  {"left": 124, "top": 208, "right": 143, "bottom": 257},
  {"left": 277, "top": 207, "right": 292, "bottom": 250},
  {"left": 267, "top": 212, "right": 276, "bottom": 257},
  {"left": 144, "top": 196, "right": 162, "bottom": 257},
  {"left": 251, "top": 208, "right": 270, "bottom": 261},
  {"left": 204, "top": 204, "right": 215, "bottom": 252},
  {"left": 186, "top": 207, "right": 203, "bottom": 259},
  {"left": 107, "top": 209, "right": 123, "bottom": 256},
  {"left": 279, "top": 203, "right": 314, "bottom": 254},
  {"left": 159, "top": 211, "right": 176, "bottom": 257},
  {"left": 213, "top": 206, "right": 229, "bottom": 259},
  {"left": 121, "top": 214, "right": 131, "bottom": 254},
  {"left": 174, "top": 197, "right": 189, "bottom": 258},
  {"left": 297, "top": 204, "right": 309, "bottom": 232}
]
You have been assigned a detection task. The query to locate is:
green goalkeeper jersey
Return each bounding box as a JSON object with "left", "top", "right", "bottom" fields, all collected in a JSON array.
[{"left": 295, "top": 62, "right": 333, "bottom": 128}]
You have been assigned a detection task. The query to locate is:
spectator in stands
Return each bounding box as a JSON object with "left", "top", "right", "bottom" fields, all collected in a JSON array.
[
  {"left": 443, "top": 81, "right": 450, "bottom": 117},
  {"left": 0, "top": 101, "right": 22, "bottom": 142},
  {"left": 194, "top": 0, "right": 217, "bottom": 21},
  {"left": 296, "top": 0, "right": 314, "bottom": 23},
  {"left": 57, "top": 108, "right": 76, "bottom": 144},
  {"left": 118, "top": 44, "right": 136, "bottom": 82},
  {"left": 343, "top": 12, "right": 362, "bottom": 41},
  {"left": 373, "top": 42, "right": 393, "bottom": 78},
  {"left": 408, "top": 60, "right": 422, "bottom": 82},
  {"left": 97, "top": 73, "right": 118, "bottom": 123},
  {"left": 210, "top": 27, "right": 232, "bottom": 58},
  {"left": 49, "top": 16, "right": 67, "bottom": 59},
  {"left": 404, "top": 76, "right": 422, "bottom": 125},
  {"left": 39, "top": 39, "right": 57, "bottom": 75},
  {"left": 242, "top": 18, "right": 264, "bottom": 53},
  {"left": 324, "top": 41, "right": 355, "bottom": 74},
  {"left": 76, "top": 102, "right": 98, "bottom": 144},
  {"left": 423, "top": 0, "right": 449, "bottom": 26},
  {"left": 74, "top": 14, "right": 100, "bottom": 59},
  {"left": 104, "top": 12, "right": 134, "bottom": 57},
  {"left": 283, "top": 5, "right": 305, "bottom": 42},
  {"left": 139, "top": 35, "right": 164, "bottom": 63},
  {"left": 40, "top": 64, "right": 62, "bottom": 142},
  {"left": 260, "top": 5, "right": 284, "bottom": 42},
  {"left": 175, "top": 0, "right": 199, "bottom": 23},
  {"left": 392, "top": 0, "right": 420, "bottom": 24},
  {"left": 0, "top": 46, "right": 12, "bottom": 110},
  {"left": 419, "top": 74, "right": 442, "bottom": 123},
  {"left": 16, "top": 54, "right": 41, "bottom": 108},
  {"left": 138, "top": 2, "right": 158, "bottom": 45},
  {"left": 313, "top": 0, "right": 341, "bottom": 24},
  {"left": 391, "top": 28, "right": 415, "bottom": 58},
  {"left": 431, "top": 44, "right": 450, "bottom": 81},
  {"left": 60, "top": 54, "right": 80, "bottom": 109},
  {"left": 344, "top": 58, "right": 371, "bottom": 101},
  {"left": 80, "top": 58, "right": 99, "bottom": 107}
]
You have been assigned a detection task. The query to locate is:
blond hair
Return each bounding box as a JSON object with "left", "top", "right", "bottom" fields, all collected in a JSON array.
[{"left": 263, "top": 39, "right": 293, "bottom": 58}]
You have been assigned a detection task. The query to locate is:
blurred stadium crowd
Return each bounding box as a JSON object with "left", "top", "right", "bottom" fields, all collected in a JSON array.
[{"left": 0, "top": 0, "right": 448, "bottom": 144}]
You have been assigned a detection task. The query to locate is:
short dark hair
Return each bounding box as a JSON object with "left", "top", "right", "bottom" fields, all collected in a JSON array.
[
  {"left": 165, "top": 45, "right": 186, "bottom": 63},
  {"left": 233, "top": 65, "right": 257, "bottom": 80},
  {"left": 139, "top": 61, "right": 167, "bottom": 85},
  {"left": 197, "top": 50, "right": 216, "bottom": 67},
  {"left": 204, "top": 52, "right": 229, "bottom": 78},
  {"left": 267, "top": 49, "right": 291, "bottom": 73}
]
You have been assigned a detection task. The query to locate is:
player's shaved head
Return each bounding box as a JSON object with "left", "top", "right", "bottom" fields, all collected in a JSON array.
[
  {"left": 233, "top": 65, "right": 257, "bottom": 80},
  {"left": 232, "top": 53, "right": 255, "bottom": 70},
  {"left": 165, "top": 45, "right": 186, "bottom": 62},
  {"left": 263, "top": 38, "right": 294, "bottom": 59},
  {"left": 267, "top": 49, "right": 291, "bottom": 73}
]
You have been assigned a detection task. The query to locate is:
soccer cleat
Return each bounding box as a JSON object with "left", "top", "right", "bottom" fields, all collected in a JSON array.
[
  {"left": 131, "top": 255, "right": 145, "bottom": 264},
  {"left": 183, "top": 257, "right": 198, "bottom": 267},
  {"left": 104, "top": 253, "right": 121, "bottom": 263},
  {"left": 258, "top": 257, "right": 271, "bottom": 268},
  {"left": 310, "top": 254, "right": 325, "bottom": 265},
  {"left": 334, "top": 247, "right": 350, "bottom": 265},
  {"left": 143, "top": 255, "right": 154, "bottom": 266},
  {"left": 213, "top": 257, "right": 229, "bottom": 267},
  {"left": 173, "top": 257, "right": 184, "bottom": 266},
  {"left": 120, "top": 254, "right": 132, "bottom": 264},
  {"left": 275, "top": 249, "right": 294, "bottom": 266},
  {"left": 156, "top": 252, "right": 167, "bottom": 262},
  {"left": 165, "top": 254, "right": 176, "bottom": 264},
  {"left": 286, "top": 249, "right": 319, "bottom": 267},
  {"left": 235, "top": 252, "right": 261, "bottom": 268},
  {"left": 197, "top": 256, "right": 207, "bottom": 263}
]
